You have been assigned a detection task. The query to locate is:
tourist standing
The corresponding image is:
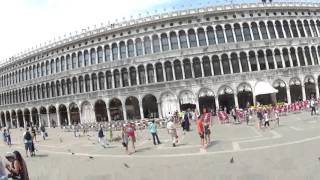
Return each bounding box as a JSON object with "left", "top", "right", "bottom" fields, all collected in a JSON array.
[
  {"left": 6, "top": 129, "right": 11, "bottom": 147},
  {"left": 121, "top": 126, "right": 129, "bottom": 154},
  {"left": 23, "top": 129, "right": 32, "bottom": 157},
  {"left": 40, "top": 126, "right": 46, "bottom": 141},
  {"left": 182, "top": 109, "right": 191, "bottom": 132},
  {"left": 202, "top": 108, "right": 212, "bottom": 145},
  {"left": 31, "top": 127, "right": 36, "bottom": 142},
  {"left": 167, "top": 119, "right": 178, "bottom": 147},
  {"left": 98, "top": 126, "right": 108, "bottom": 147},
  {"left": 5, "top": 151, "right": 29, "bottom": 180},
  {"left": 310, "top": 97, "right": 316, "bottom": 115},
  {"left": 148, "top": 120, "right": 161, "bottom": 145},
  {"left": 264, "top": 111, "right": 270, "bottom": 128}
]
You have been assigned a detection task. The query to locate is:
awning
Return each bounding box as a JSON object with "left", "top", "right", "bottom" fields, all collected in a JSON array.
[{"left": 254, "top": 81, "right": 278, "bottom": 96}]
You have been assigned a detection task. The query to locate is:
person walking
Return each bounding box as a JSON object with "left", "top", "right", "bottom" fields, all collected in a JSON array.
[
  {"left": 310, "top": 97, "right": 316, "bottom": 116},
  {"left": 98, "top": 126, "right": 108, "bottom": 147},
  {"left": 197, "top": 118, "right": 205, "bottom": 148},
  {"left": 125, "top": 123, "right": 136, "bottom": 154},
  {"left": 202, "top": 108, "right": 212, "bottom": 145},
  {"left": 121, "top": 126, "right": 129, "bottom": 154},
  {"left": 5, "top": 151, "right": 29, "bottom": 180},
  {"left": 148, "top": 120, "right": 161, "bottom": 145},
  {"left": 23, "top": 128, "right": 33, "bottom": 157},
  {"left": 167, "top": 119, "right": 178, "bottom": 147},
  {"left": 31, "top": 127, "right": 36, "bottom": 142},
  {"left": 264, "top": 111, "right": 270, "bottom": 128},
  {"left": 40, "top": 126, "right": 46, "bottom": 141}
]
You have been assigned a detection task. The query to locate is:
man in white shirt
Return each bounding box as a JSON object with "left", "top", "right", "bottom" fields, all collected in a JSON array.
[
  {"left": 310, "top": 97, "right": 316, "bottom": 116},
  {"left": 166, "top": 120, "right": 178, "bottom": 147}
]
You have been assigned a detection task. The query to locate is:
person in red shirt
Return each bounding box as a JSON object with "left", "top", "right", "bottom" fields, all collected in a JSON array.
[
  {"left": 197, "top": 118, "right": 205, "bottom": 148},
  {"left": 202, "top": 108, "right": 212, "bottom": 145}
]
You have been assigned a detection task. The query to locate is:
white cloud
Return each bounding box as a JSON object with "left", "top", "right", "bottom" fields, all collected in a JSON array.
[{"left": 0, "top": 0, "right": 170, "bottom": 61}]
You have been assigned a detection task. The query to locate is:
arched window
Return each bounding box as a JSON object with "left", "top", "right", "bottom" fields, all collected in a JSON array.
[
  {"left": 79, "top": 76, "right": 84, "bottom": 93},
  {"left": 267, "top": 21, "right": 276, "bottom": 39},
  {"left": 106, "top": 71, "right": 112, "bottom": 89},
  {"left": 129, "top": 67, "right": 137, "bottom": 86},
  {"left": 249, "top": 51, "right": 257, "bottom": 71},
  {"left": 207, "top": 26, "right": 216, "bottom": 45},
  {"left": 84, "top": 50, "right": 89, "bottom": 66},
  {"left": 119, "top": 41, "right": 126, "bottom": 59},
  {"left": 283, "top": 21, "right": 292, "bottom": 38},
  {"left": 50, "top": 59, "right": 55, "bottom": 74},
  {"left": 198, "top": 28, "right": 207, "bottom": 46},
  {"left": 56, "top": 58, "right": 60, "bottom": 73},
  {"left": 143, "top": 36, "right": 152, "bottom": 54},
  {"left": 98, "top": 72, "right": 105, "bottom": 90},
  {"left": 231, "top": 53, "right": 240, "bottom": 73},
  {"left": 275, "top": 21, "right": 284, "bottom": 38},
  {"left": 72, "top": 77, "right": 78, "bottom": 93},
  {"left": 114, "top": 70, "right": 120, "bottom": 88},
  {"left": 240, "top": 52, "right": 249, "bottom": 72},
  {"left": 251, "top": 22, "right": 260, "bottom": 40},
  {"left": 41, "top": 84, "right": 46, "bottom": 99},
  {"left": 155, "top": 63, "right": 164, "bottom": 82},
  {"left": 282, "top": 48, "right": 291, "bottom": 67},
  {"left": 193, "top": 58, "right": 202, "bottom": 78},
  {"left": 97, "top": 46, "right": 103, "bottom": 63},
  {"left": 310, "top": 20, "right": 318, "bottom": 37},
  {"left": 33, "top": 65, "right": 36, "bottom": 79},
  {"left": 71, "top": 54, "right": 76, "bottom": 69},
  {"left": 304, "top": 47, "right": 312, "bottom": 65},
  {"left": 90, "top": 48, "right": 96, "bottom": 65},
  {"left": 61, "top": 56, "right": 65, "bottom": 72},
  {"left": 259, "top": 21, "right": 268, "bottom": 39},
  {"left": 127, "top": 39, "right": 134, "bottom": 57},
  {"left": 161, "top": 33, "right": 169, "bottom": 51},
  {"left": 92, "top": 74, "right": 98, "bottom": 91},
  {"left": 67, "top": 79, "right": 72, "bottom": 94},
  {"left": 174, "top": 60, "right": 183, "bottom": 80},
  {"left": 112, "top": 43, "right": 118, "bottom": 60},
  {"left": 290, "top": 20, "right": 299, "bottom": 37},
  {"left": 304, "top": 20, "right": 312, "bottom": 37},
  {"left": 225, "top": 24, "right": 234, "bottom": 43},
  {"left": 297, "top": 47, "right": 305, "bottom": 66},
  {"left": 170, "top": 32, "right": 179, "bottom": 50},
  {"left": 311, "top": 46, "right": 319, "bottom": 65},
  {"left": 164, "top": 61, "right": 173, "bottom": 81},
  {"left": 221, "top": 54, "right": 231, "bottom": 74},
  {"left": 202, "top": 56, "right": 212, "bottom": 76},
  {"left": 78, "top": 51, "right": 83, "bottom": 68},
  {"left": 234, "top": 24, "right": 243, "bottom": 42},
  {"left": 45, "top": 61, "right": 50, "bottom": 75},
  {"left": 216, "top": 25, "right": 225, "bottom": 44},
  {"left": 179, "top": 30, "right": 188, "bottom": 48},
  {"left": 121, "top": 69, "right": 129, "bottom": 87},
  {"left": 46, "top": 83, "right": 50, "bottom": 98},
  {"left": 243, "top": 23, "right": 252, "bottom": 41},
  {"left": 266, "top": 49, "right": 275, "bottom": 69},
  {"left": 135, "top": 38, "right": 143, "bottom": 56},
  {"left": 290, "top": 48, "right": 298, "bottom": 67},
  {"left": 152, "top": 35, "right": 160, "bottom": 53},
  {"left": 138, "top": 65, "right": 146, "bottom": 85},
  {"left": 297, "top": 20, "right": 305, "bottom": 37},
  {"left": 85, "top": 75, "right": 90, "bottom": 92},
  {"left": 61, "top": 80, "right": 66, "bottom": 95},
  {"left": 275, "top": 49, "right": 283, "bottom": 68},
  {"left": 105, "top": 45, "right": 111, "bottom": 61},
  {"left": 147, "top": 64, "right": 154, "bottom": 83},
  {"left": 183, "top": 59, "right": 192, "bottom": 79},
  {"left": 188, "top": 29, "right": 197, "bottom": 47},
  {"left": 212, "top": 55, "right": 221, "bottom": 75},
  {"left": 258, "top": 50, "right": 266, "bottom": 70}
]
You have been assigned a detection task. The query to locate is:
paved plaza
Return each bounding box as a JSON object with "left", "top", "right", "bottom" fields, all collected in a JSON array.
[{"left": 1, "top": 112, "right": 320, "bottom": 180}]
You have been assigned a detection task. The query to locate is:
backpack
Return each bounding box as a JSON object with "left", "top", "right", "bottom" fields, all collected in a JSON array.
[{"left": 24, "top": 132, "right": 32, "bottom": 141}]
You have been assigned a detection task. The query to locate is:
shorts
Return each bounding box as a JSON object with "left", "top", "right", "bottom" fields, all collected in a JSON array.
[
  {"left": 128, "top": 135, "right": 136, "bottom": 143},
  {"left": 199, "top": 133, "right": 204, "bottom": 139},
  {"left": 25, "top": 142, "right": 32, "bottom": 151},
  {"left": 204, "top": 125, "right": 211, "bottom": 135}
]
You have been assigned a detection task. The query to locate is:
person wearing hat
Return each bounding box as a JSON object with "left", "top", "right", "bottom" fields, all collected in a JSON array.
[{"left": 5, "top": 151, "right": 29, "bottom": 180}]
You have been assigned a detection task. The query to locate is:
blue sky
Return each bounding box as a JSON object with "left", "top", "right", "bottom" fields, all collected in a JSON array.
[{"left": 0, "top": 0, "right": 317, "bottom": 61}]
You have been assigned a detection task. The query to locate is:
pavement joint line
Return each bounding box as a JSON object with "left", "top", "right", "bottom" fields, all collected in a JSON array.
[{"left": 289, "top": 126, "right": 304, "bottom": 131}]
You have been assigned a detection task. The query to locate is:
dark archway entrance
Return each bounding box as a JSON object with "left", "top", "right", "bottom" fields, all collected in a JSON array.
[
  {"left": 49, "top": 106, "right": 57, "bottom": 127},
  {"left": 5, "top": 111, "right": 11, "bottom": 128},
  {"left": 17, "top": 110, "right": 24, "bottom": 128},
  {"left": 305, "top": 77, "right": 316, "bottom": 100},
  {"left": 125, "top": 96, "right": 141, "bottom": 120},
  {"left": 218, "top": 87, "right": 235, "bottom": 113},
  {"left": 142, "top": 94, "right": 159, "bottom": 118},
  {"left": 0, "top": 112, "right": 5, "bottom": 127},
  {"left": 59, "top": 104, "right": 68, "bottom": 126},
  {"left": 69, "top": 103, "right": 80, "bottom": 125},
  {"left": 11, "top": 111, "right": 17, "bottom": 128},
  {"left": 24, "top": 109, "right": 31, "bottom": 127},
  {"left": 179, "top": 91, "right": 196, "bottom": 111},
  {"left": 109, "top": 98, "right": 123, "bottom": 121},
  {"left": 237, "top": 84, "right": 253, "bottom": 109},
  {"left": 39, "top": 107, "right": 48, "bottom": 127},
  {"left": 290, "top": 78, "right": 302, "bottom": 102},
  {"left": 198, "top": 89, "right": 216, "bottom": 115},
  {"left": 273, "top": 80, "right": 287, "bottom": 103},
  {"left": 94, "top": 100, "right": 108, "bottom": 122}
]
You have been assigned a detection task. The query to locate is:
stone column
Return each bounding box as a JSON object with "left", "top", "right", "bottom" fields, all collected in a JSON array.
[
  {"left": 185, "top": 31, "right": 190, "bottom": 48},
  {"left": 122, "top": 101, "right": 127, "bottom": 121},
  {"left": 47, "top": 111, "right": 51, "bottom": 128},
  {"left": 106, "top": 107, "right": 111, "bottom": 122},
  {"left": 248, "top": 23, "right": 254, "bottom": 40},
  {"left": 222, "top": 26, "right": 227, "bottom": 43},
  {"left": 273, "top": 20, "right": 279, "bottom": 39},
  {"left": 204, "top": 28, "right": 209, "bottom": 45},
  {"left": 167, "top": 32, "right": 172, "bottom": 50},
  {"left": 200, "top": 60, "right": 205, "bottom": 77},
  {"left": 288, "top": 49, "right": 294, "bottom": 67},
  {"left": 190, "top": 61, "right": 194, "bottom": 78},
  {"left": 195, "top": 30, "right": 200, "bottom": 47},
  {"left": 286, "top": 87, "right": 292, "bottom": 104},
  {"left": 314, "top": 19, "right": 320, "bottom": 37},
  {"left": 220, "top": 59, "right": 224, "bottom": 75},
  {"left": 315, "top": 81, "right": 320, "bottom": 99},
  {"left": 153, "top": 65, "right": 156, "bottom": 83},
  {"left": 67, "top": 107, "right": 71, "bottom": 126},
  {"left": 176, "top": 30, "right": 181, "bottom": 49},
  {"left": 210, "top": 59, "right": 214, "bottom": 75},
  {"left": 247, "top": 54, "right": 252, "bottom": 72},
  {"left": 229, "top": 58, "right": 234, "bottom": 74},
  {"left": 280, "top": 52, "right": 285, "bottom": 68},
  {"left": 302, "top": 85, "right": 306, "bottom": 101},
  {"left": 16, "top": 110, "right": 20, "bottom": 128},
  {"left": 172, "top": 64, "right": 176, "bottom": 81},
  {"left": 265, "top": 21, "right": 271, "bottom": 39},
  {"left": 162, "top": 62, "right": 167, "bottom": 82},
  {"left": 215, "top": 97, "right": 220, "bottom": 110},
  {"left": 56, "top": 106, "right": 61, "bottom": 127},
  {"left": 256, "top": 55, "right": 261, "bottom": 71},
  {"left": 234, "top": 94, "right": 239, "bottom": 108},
  {"left": 139, "top": 101, "right": 144, "bottom": 120},
  {"left": 295, "top": 48, "right": 301, "bottom": 67},
  {"left": 296, "top": 20, "right": 302, "bottom": 38},
  {"left": 157, "top": 102, "right": 162, "bottom": 119},
  {"left": 181, "top": 63, "right": 185, "bottom": 79}
]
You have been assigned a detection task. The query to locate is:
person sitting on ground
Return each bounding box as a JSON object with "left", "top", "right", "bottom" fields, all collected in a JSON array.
[{"left": 5, "top": 151, "right": 29, "bottom": 180}]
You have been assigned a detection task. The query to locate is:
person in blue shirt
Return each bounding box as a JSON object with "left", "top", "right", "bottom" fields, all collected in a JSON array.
[{"left": 148, "top": 120, "right": 161, "bottom": 145}]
